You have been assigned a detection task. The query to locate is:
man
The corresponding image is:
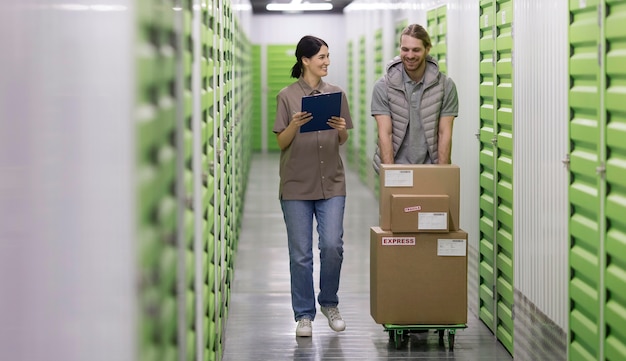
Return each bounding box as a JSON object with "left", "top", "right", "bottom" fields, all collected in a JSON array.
[{"left": 372, "top": 24, "right": 458, "bottom": 173}]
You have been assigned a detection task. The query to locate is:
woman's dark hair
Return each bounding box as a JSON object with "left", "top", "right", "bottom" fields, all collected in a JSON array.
[{"left": 291, "top": 35, "right": 328, "bottom": 78}]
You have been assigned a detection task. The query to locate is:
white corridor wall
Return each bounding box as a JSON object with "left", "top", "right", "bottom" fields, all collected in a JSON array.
[{"left": 513, "top": 0, "right": 570, "bottom": 330}]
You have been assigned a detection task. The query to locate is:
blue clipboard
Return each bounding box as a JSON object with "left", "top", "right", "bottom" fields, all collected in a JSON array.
[{"left": 299, "top": 91, "right": 342, "bottom": 133}]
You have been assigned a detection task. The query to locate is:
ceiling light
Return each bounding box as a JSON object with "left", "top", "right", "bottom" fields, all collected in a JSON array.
[{"left": 266, "top": 2, "right": 333, "bottom": 11}]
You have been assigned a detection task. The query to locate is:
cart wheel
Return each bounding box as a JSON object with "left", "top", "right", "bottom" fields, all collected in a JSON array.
[
  {"left": 394, "top": 330, "right": 403, "bottom": 349},
  {"left": 448, "top": 332, "right": 455, "bottom": 351},
  {"left": 438, "top": 330, "right": 445, "bottom": 346},
  {"left": 393, "top": 329, "right": 409, "bottom": 349}
]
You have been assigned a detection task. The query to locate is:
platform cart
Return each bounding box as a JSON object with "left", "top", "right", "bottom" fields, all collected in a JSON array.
[{"left": 384, "top": 323, "right": 467, "bottom": 350}]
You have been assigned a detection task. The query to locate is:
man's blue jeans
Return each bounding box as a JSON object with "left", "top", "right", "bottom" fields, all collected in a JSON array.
[{"left": 280, "top": 196, "right": 345, "bottom": 322}]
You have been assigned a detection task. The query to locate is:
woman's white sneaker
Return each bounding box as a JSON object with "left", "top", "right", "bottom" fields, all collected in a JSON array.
[
  {"left": 321, "top": 306, "right": 346, "bottom": 332},
  {"left": 296, "top": 318, "right": 312, "bottom": 337}
]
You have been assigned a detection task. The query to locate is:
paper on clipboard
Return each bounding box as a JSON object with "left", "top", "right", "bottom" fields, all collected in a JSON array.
[{"left": 299, "top": 91, "right": 342, "bottom": 133}]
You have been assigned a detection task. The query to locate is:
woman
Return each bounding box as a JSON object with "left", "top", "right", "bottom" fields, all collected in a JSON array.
[{"left": 273, "top": 35, "right": 353, "bottom": 337}]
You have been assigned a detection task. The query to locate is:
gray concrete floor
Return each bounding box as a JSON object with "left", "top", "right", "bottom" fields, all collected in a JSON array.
[{"left": 222, "top": 152, "right": 513, "bottom": 360}]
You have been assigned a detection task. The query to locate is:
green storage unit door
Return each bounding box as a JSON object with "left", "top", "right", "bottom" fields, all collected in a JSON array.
[
  {"left": 568, "top": 1, "right": 603, "bottom": 360},
  {"left": 346, "top": 40, "right": 356, "bottom": 168},
  {"left": 358, "top": 36, "right": 368, "bottom": 184},
  {"left": 494, "top": 0, "right": 514, "bottom": 353},
  {"left": 427, "top": 7, "right": 438, "bottom": 48},
  {"left": 251, "top": 45, "right": 262, "bottom": 151},
  {"left": 427, "top": 5, "right": 447, "bottom": 74},
  {"left": 266, "top": 45, "right": 296, "bottom": 152},
  {"left": 435, "top": 7, "right": 448, "bottom": 74},
  {"left": 569, "top": 1, "right": 626, "bottom": 360},
  {"left": 394, "top": 20, "right": 408, "bottom": 53},
  {"left": 182, "top": 4, "right": 198, "bottom": 360},
  {"left": 604, "top": 1, "right": 626, "bottom": 358},
  {"left": 478, "top": 0, "right": 497, "bottom": 336},
  {"left": 374, "top": 29, "right": 383, "bottom": 79},
  {"left": 200, "top": 5, "right": 216, "bottom": 358},
  {"left": 136, "top": 1, "right": 181, "bottom": 360},
  {"left": 478, "top": 0, "right": 514, "bottom": 355}
]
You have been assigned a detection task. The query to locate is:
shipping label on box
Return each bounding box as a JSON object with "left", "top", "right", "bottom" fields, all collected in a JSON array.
[
  {"left": 437, "top": 238, "right": 467, "bottom": 256},
  {"left": 384, "top": 169, "right": 413, "bottom": 187},
  {"left": 390, "top": 194, "right": 449, "bottom": 233},
  {"left": 418, "top": 212, "right": 448, "bottom": 230}
]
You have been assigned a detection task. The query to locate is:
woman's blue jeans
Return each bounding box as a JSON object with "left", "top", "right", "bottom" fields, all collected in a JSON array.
[{"left": 280, "top": 196, "right": 345, "bottom": 322}]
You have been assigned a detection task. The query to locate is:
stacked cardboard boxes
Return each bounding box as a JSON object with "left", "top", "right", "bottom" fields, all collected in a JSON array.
[{"left": 370, "top": 164, "right": 468, "bottom": 325}]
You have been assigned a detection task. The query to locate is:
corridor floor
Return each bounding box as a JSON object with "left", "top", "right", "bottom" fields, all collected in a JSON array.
[{"left": 222, "top": 152, "right": 513, "bottom": 361}]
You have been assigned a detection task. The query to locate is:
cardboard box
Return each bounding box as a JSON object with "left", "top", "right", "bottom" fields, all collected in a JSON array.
[
  {"left": 379, "top": 164, "right": 460, "bottom": 231},
  {"left": 370, "top": 227, "right": 468, "bottom": 325},
  {"left": 390, "top": 194, "right": 449, "bottom": 233}
]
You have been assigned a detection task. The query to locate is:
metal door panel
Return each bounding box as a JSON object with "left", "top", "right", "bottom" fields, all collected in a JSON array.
[
  {"left": 427, "top": 8, "right": 437, "bottom": 33},
  {"left": 604, "top": 1, "right": 626, "bottom": 358},
  {"left": 570, "top": 310, "right": 598, "bottom": 361},
  {"left": 478, "top": 0, "right": 497, "bottom": 334},
  {"left": 496, "top": 301, "right": 513, "bottom": 346},
  {"left": 426, "top": 5, "right": 447, "bottom": 73},
  {"left": 479, "top": 243, "right": 495, "bottom": 328},
  {"left": 494, "top": 0, "right": 514, "bottom": 353},
  {"left": 605, "top": 250, "right": 626, "bottom": 359},
  {"left": 569, "top": 1, "right": 603, "bottom": 359},
  {"left": 436, "top": 6, "right": 448, "bottom": 74},
  {"left": 480, "top": 147, "right": 496, "bottom": 166},
  {"left": 480, "top": 72, "right": 495, "bottom": 90},
  {"left": 427, "top": 6, "right": 438, "bottom": 64},
  {"left": 496, "top": 190, "right": 513, "bottom": 225},
  {"left": 251, "top": 45, "right": 262, "bottom": 151},
  {"left": 374, "top": 29, "right": 383, "bottom": 80},
  {"left": 358, "top": 36, "right": 368, "bottom": 184},
  {"left": 266, "top": 45, "right": 296, "bottom": 152}
]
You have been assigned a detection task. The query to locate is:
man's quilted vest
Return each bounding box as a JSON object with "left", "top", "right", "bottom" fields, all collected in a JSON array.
[{"left": 373, "top": 56, "right": 445, "bottom": 173}]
